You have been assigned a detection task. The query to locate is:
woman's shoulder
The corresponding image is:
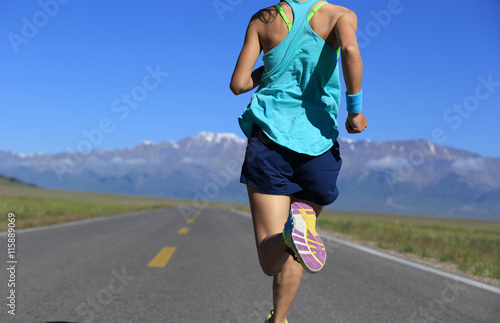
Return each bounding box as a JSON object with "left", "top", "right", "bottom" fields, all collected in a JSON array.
[
  {"left": 323, "top": 3, "right": 356, "bottom": 19},
  {"left": 249, "top": 5, "right": 281, "bottom": 26},
  {"left": 313, "top": 3, "right": 356, "bottom": 31}
]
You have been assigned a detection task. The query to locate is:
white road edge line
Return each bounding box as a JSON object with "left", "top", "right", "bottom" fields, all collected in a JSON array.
[{"left": 231, "top": 209, "right": 500, "bottom": 296}]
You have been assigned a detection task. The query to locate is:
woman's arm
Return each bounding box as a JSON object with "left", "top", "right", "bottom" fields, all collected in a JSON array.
[
  {"left": 335, "top": 11, "right": 367, "bottom": 133},
  {"left": 335, "top": 10, "right": 363, "bottom": 95},
  {"left": 230, "top": 15, "right": 263, "bottom": 95}
]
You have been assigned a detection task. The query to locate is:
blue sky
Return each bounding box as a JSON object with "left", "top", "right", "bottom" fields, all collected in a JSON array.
[{"left": 1, "top": 0, "right": 500, "bottom": 158}]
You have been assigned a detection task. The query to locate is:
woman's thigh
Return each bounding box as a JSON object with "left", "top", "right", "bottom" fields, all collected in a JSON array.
[{"left": 246, "top": 184, "right": 291, "bottom": 248}]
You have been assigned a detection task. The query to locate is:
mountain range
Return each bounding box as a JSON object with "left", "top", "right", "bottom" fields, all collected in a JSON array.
[{"left": 1, "top": 133, "right": 499, "bottom": 220}]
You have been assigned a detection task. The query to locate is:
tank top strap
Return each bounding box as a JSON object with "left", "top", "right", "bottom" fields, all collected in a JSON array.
[
  {"left": 275, "top": 4, "right": 293, "bottom": 32},
  {"left": 276, "top": 1, "right": 329, "bottom": 31},
  {"left": 308, "top": 1, "right": 328, "bottom": 22}
]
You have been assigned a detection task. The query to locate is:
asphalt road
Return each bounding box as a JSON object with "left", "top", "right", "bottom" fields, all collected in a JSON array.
[{"left": 0, "top": 208, "right": 499, "bottom": 322}]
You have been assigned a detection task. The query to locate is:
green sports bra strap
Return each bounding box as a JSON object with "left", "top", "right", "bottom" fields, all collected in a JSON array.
[
  {"left": 308, "top": 1, "right": 328, "bottom": 22},
  {"left": 275, "top": 4, "right": 293, "bottom": 32}
]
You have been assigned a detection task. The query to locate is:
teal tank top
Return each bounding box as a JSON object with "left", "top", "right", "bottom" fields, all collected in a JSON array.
[{"left": 238, "top": 0, "right": 341, "bottom": 156}]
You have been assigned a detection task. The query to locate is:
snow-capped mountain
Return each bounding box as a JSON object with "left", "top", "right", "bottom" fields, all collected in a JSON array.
[{"left": 1, "top": 133, "right": 499, "bottom": 220}]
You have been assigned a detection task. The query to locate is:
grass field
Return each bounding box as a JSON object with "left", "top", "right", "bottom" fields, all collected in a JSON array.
[{"left": 1, "top": 178, "right": 499, "bottom": 281}]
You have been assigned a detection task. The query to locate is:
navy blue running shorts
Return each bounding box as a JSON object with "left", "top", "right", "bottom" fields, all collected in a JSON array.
[{"left": 240, "top": 125, "right": 342, "bottom": 206}]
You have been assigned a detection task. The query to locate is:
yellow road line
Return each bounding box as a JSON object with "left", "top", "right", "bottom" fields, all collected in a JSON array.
[
  {"left": 148, "top": 247, "right": 177, "bottom": 268},
  {"left": 188, "top": 210, "right": 202, "bottom": 223},
  {"left": 178, "top": 227, "right": 189, "bottom": 234}
]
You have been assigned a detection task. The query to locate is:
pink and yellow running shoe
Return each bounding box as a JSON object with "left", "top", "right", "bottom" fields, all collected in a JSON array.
[{"left": 283, "top": 202, "right": 326, "bottom": 273}]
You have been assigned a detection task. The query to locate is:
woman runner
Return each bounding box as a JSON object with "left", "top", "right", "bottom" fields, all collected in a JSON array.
[{"left": 230, "top": 1, "right": 367, "bottom": 322}]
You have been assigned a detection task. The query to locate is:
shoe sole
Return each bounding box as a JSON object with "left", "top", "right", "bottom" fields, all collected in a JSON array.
[{"left": 289, "top": 202, "right": 326, "bottom": 273}]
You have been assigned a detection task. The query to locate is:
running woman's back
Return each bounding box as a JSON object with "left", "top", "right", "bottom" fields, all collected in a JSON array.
[
  {"left": 238, "top": 0, "right": 351, "bottom": 155},
  {"left": 255, "top": 1, "right": 350, "bottom": 55}
]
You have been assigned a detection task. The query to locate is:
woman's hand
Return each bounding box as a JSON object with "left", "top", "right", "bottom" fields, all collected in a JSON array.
[{"left": 345, "top": 112, "right": 367, "bottom": 133}]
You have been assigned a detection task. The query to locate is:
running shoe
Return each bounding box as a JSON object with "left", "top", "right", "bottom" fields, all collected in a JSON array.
[
  {"left": 265, "top": 310, "right": 288, "bottom": 323},
  {"left": 283, "top": 202, "right": 326, "bottom": 273}
]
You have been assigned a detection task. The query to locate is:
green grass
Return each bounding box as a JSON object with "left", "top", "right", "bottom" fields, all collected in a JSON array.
[{"left": 317, "top": 210, "right": 500, "bottom": 280}]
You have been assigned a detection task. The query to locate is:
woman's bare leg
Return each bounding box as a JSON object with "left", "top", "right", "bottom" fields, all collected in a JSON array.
[
  {"left": 273, "top": 196, "right": 325, "bottom": 322},
  {"left": 247, "top": 185, "right": 291, "bottom": 276},
  {"left": 247, "top": 185, "right": 326, "bottom": 323},
  {"left": 247, "top": 185, "right": 296, "bottom": 323},
  {"left": 272, "top": 257, "right": 303, "bottom": 323}
]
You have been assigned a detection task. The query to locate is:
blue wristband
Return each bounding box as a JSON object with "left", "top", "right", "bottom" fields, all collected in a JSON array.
[{"left": 346, "top": 90, "right": 363, "bottom": 114}]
